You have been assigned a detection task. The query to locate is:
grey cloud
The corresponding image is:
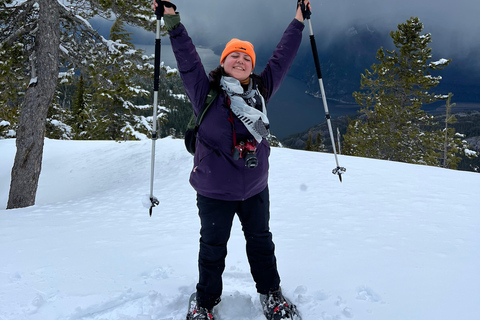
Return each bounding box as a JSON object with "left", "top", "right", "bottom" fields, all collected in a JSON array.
[
  {"left": 173, "top": 0, "right": 480, "bottom": 61},
  {"left": 93, "top": 0, "right": 480, "bottom": 71}
]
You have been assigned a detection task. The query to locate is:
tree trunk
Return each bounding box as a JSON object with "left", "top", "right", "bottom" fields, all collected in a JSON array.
[{"left": 7, "top": 0, "right": 59, "bottom": 209}]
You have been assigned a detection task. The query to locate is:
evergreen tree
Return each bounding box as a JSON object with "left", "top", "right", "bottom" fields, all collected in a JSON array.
[
  {"left": 157, "top": 65, "right": 191, "bottom": 139},
  {"left": 304, "top": 130, "right": 327, "bottom": 152},
  {"left": 1, "top": 0, "right": 156, "bottom": 209},
  {"left": 45, "top": 69, "right": 74, "bottom": 139},
  {"left": 304, "top": 130, "right": 314, "bottom": 151},
  {"left": 267, "top": 133, "right": 282, "bottom": 147},
  {"left": 440, "top": 93, "right": 478, "bottom": 169},
  {"left": 72, "top": 73, "right": 87, "bottom": 127},
  {"left": 314, "top": 131, "right": 327, "bottom": 152},
  {"left": 343, "top": 17, "right": 452, "bottom": 166},
  {"left": 442, "top": 93, "right": 459, "bottom": 168},
  {"left": 69, "top": 72, "right": 98, "bottom": 139},
  {"left": 87, "top": 19, "right": 154, "bottom": 140},
  {"left": 0, "top": 42, "right": 27, "bottom": 137},
  {"left": 162, "top": 93, "right": 192, "bottom": 138}
]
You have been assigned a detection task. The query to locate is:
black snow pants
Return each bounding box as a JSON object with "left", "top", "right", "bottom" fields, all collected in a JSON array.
[{"left": 195, "top": 186, "right": 280, "bottom": 309}]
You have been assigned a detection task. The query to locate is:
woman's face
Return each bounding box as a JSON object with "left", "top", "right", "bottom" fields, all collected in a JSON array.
[{"left": 222, "top": 51, "right": 253, "bottom": 81}]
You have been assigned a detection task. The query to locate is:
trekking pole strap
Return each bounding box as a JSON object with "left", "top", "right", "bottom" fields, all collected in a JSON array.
[
  {"left": 298, "top": 0, "right": 311, "bottom": 20},
  {"left": 155, "top": 0, "right": 177, "bottom": 19}
]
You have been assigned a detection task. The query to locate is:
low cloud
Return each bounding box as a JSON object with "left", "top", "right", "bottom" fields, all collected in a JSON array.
[
  {"left": 175, "top": 0, "right": 479, "bottom": 61},
  {"left": 93, "top": 0, "right": 480, "bottom": 71}
]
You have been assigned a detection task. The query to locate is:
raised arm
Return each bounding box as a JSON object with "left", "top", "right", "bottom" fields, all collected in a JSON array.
[
  {"left": 260, "top": 0, "right": 311, "bottom": 102},
  {"left": 153, "top": 0, "right": 210, "bottom": 115}
]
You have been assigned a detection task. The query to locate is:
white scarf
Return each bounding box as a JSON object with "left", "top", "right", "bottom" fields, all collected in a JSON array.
[{"left": 220, "top": 76, "right": 269, "bottom": 143}]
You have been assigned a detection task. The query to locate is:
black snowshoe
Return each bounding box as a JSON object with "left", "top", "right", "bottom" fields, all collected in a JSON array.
[
  {"left": 186, "top": 293, "right": 216, "bottom": 320},
  {"left": 260, "top": 288, "right": 301, "bottom": 320}
]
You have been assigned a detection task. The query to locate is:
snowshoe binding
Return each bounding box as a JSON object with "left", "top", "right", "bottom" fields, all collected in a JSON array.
[
  {"left": 186, "top": 292, "right": 216, "bottom": 320},
  {"left": 260, "top": 288, "right": 301, "bottom": 320}
]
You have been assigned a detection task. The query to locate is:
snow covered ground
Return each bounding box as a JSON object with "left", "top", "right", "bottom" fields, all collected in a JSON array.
[{"left": 1, "top": 138, "right": 479, "bottom": 320}]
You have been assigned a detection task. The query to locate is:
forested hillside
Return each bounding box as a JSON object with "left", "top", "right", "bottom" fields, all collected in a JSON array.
[{"left": 281, "top": 111, "right": 480, "bottom": 173}]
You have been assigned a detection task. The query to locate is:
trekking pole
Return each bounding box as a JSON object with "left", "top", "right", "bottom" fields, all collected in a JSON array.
[
  {"left": 299, "top": 0, "right": 346, "bottom": 182},
  {"left": 149, "top": 0, "right": 177, "bottom": 216}
]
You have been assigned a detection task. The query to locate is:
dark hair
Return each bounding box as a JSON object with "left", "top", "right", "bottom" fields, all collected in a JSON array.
[{"left": 208, "top": 66, "right": 268, "bottom": 99}]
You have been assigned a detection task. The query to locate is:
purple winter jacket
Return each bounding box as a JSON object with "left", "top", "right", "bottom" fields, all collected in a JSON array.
[{"left": 169, "top": 19, "right": 304, "bottom": 201}]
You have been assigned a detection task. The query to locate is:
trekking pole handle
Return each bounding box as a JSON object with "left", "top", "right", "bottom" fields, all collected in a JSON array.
[
  {"left": 155, "top": 0, "right": 177, "bottom": 19},
  {"left": 297, "top": 0, "right": 311, "bottom": 20}
]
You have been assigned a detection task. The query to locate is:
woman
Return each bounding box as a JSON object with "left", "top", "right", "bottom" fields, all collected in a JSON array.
[{"left": 155, "top": 1, "right": 311, "bottom": 319}]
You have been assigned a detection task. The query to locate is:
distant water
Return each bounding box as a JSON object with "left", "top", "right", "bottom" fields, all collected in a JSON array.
[
  {"left": 268, "top": 75, "right": 359, "bottom": 139},
  {"left": 269, "top": 75, "right": 480, "bottom": 139}
]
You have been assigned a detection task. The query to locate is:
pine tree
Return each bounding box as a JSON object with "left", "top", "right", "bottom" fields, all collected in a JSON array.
[
  {"left": 442, "top": 93, "right": 460, "bottom": 168},
  {"left": 314, "top": 131, "right": 327, "bottom": 152},
  {"left": 72, "top": 73, "right": 86, "bottom": 126},
  {"left": 267, "top": 133, "right": 282, "bottom": 147},
  {"left": 304, "top": 130, "right": 314, "bottom": 151},
  {"left": 343, "top": 17, "right": 452, "bottom": 166},
  {"left": 69, "top": 72, "right": 97, "bottom": 139},
  {"left": 0, "top": 42, "right": 27, "bottom": 138},
  {"left": 87, "top": 19, "right": 153, "bottom": 140},
  {"left": 304, "top": 130, "right": 327, "bottom": 152},
  {"left": 157, "top": 65, "right": 192, "bottom": 139},
  {"left": 439, "top": 93, "right": 478, "bottom": 169},
  {"left": 2, "top": 0, "right": 156, "bottom": 209},
  {"left": 45, "top": 69, "right": 75, "bottom": 139}
]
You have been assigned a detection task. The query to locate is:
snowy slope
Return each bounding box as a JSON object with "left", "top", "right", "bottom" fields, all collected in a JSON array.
[{"left": 1, "top": 138, "right": 479, "bottom": 320}]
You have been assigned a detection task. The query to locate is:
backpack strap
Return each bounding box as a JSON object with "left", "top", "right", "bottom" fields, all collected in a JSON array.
[
  {"left": 184, "top": 88, "right": 218, "bottom": 155},
  {"left": 195, "top": 88, "right": 218, "bottom": 129},
  {"left": 185, "top": 88, "right": 218, "bottom": 134}
]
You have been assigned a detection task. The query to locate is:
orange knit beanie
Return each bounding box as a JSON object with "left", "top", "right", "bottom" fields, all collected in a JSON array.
[{"left": 220, "top": 38, "right": 256, "bottom": 68}]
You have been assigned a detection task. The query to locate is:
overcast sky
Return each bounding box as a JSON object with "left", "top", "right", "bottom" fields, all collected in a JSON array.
[{"left": 105, "top": 0, "right": 480, "bottom": 71}]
